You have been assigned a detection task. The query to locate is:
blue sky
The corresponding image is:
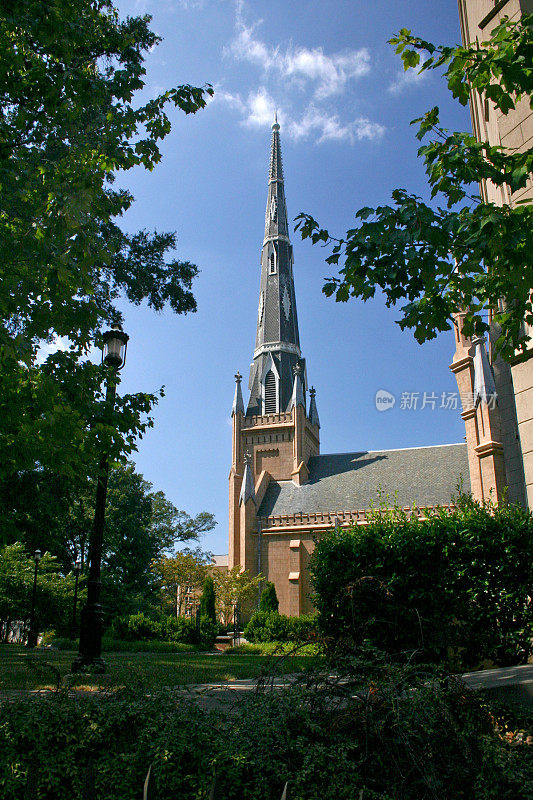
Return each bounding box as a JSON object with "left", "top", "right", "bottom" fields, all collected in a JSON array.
[{"left": 110, "top": 0, "right": 472, "bottom": 555}]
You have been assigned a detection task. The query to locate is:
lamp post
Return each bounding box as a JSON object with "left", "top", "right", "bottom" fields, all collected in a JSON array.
[
  {"left": 72, "top": 325, "right": 129, "bottom": 672},
  {"left": 233, "top": 602, "right": 239, "bottom": 647},
  {"left": 27, "top": 549, "right": 42, "bottom": 648},
  {"left": 70, "top": 558, "right": 82, "bottom": 640}
]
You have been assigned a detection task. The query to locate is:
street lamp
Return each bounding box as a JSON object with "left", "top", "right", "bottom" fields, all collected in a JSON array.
[
  {"left": 27, "top": 549, "right": 42, "bottom": 648},
  {"left": 72, "top": 325, "right": 129, "bottom": 672},
  {"left": 70, "top": 558, "right": 82, "bottom": 640},
  {"left": 233, "top": 601, "right": 239, "bottom": 647}
]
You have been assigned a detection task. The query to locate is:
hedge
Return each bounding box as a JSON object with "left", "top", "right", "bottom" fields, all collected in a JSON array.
[
  {"left": 109, "top": 612, "right": 217, "bottom": 650},
  {"left": 244, "top": 611, "right": 317, "bottom": 643},
  {"left": 310, "top": 498, "right": 533, "bottom": 669}
]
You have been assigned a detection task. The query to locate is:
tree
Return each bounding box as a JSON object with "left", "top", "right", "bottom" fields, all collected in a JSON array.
[
  {"left": 259, "top": 580, "right": 279, "bottom": 613},
  {"left": 0, "top": 543, "right": 79, "bottom": 641},
  {"left": 296, "top": 14, "right": 533, "bottom": 361},
  {"left": 0, "top": 1, "right": 213, "bottom": 486},
  {"left": 151, "top": 547, "right": 212, "bottom": 617},
  {"left": 76, "top": 464, "right": 215, "bottom": 615},
  {"left": 213, "top": 566, "right": 263, "bottom": 626},
  {"left": 199, "top": 575, "right": 216, "bottom": 625},
  {"left": 0, "top": 459, "right": 216, "bottom": 616}
]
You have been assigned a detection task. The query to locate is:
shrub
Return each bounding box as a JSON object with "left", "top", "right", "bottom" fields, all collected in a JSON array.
[
  {"left": 244, "top": 612, "right": 317, "bottom": 643},
  {"left": 310, "top": 498, "right": 533, "bottom": 669},
  {"left": 259, "top": 581, "right": 279, "bottom": 613},
  {"left": 198, "top": 614, "right": 218, "bottom": 650},
  {"left": 101, "top": 639, "right": 196, "bottom": 654},
  {"left": 109, "top": 613, "right": 205, "bottom": 646},
  {"left": 110, "top": 612, "right": 162, "bottom": 642},
  {"left": 226, "top": 642, "right": 321, "bottom": 656},
  {"left": 0, "top": 659, "right": 531, "bottom": 799},
  {"left": 159, "top": 615, "right": 198, "bottom": 645},
  {"left": 199, "top": 576, "right": 216, "bottom": 624}
]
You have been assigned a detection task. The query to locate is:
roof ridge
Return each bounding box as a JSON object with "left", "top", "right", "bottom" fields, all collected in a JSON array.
[{"left": 313, "top": 443, "right": 466, "bottom": 457}]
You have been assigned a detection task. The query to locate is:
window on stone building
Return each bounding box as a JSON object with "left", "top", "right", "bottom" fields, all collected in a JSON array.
[
  {"left": 264, "top": 370, "right": 276, "bottom": 413},
  {"left": 269, "top": 251, "right": 276, "bottom": 274}
]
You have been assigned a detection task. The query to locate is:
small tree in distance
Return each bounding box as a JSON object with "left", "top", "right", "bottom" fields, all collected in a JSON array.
[
  {"left": 259, "top": 581, "right": 279, "bottom": 613},
  {"left": 212, "top": 566, "right": 263, "bottom": 627},
  {"left": 199, "top": 575, "right": 216, "bottom": 624}
]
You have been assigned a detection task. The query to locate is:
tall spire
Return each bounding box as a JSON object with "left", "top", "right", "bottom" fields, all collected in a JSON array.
[
  {"left": 247, "top": 120, "right": 303, "bottom": 416},
  {"left": 268, "top": 117, "right": 284, "bottom": 186},
  {"left": 308, "top": 386, "right": 320, "bottom": 428}
]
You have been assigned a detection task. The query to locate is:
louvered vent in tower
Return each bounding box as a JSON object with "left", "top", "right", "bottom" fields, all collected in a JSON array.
[{"left": 264, "top": 370, "right": 276, "bottom": 413}]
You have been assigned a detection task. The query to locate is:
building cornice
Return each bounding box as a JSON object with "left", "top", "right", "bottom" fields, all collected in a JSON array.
[
  {"left": 253, "top": 341, "right": 301, "bottom": 360},
  {"left": 450, "top": 355, "right": 473, "bottom": 374},
  {"left": 262, "top": 234, "right": 291, "bottom": 247},
  {"left": 475, "top": 440, "right": 504, "bottom": 458}
]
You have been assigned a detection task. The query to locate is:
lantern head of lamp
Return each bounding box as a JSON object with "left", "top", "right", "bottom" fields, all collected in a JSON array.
[
  {"left": 102, "top": 325, "right": 129, "bottom": 370},
  {"left": 34, "top": 549, "right": 42, "bottom": 564},
  {"left": 75, "top": 558, "right": 81, "bottom": 572}
]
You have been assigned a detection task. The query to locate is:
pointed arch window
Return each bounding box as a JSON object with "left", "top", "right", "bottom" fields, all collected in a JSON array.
[
  {"left": 264, "top": 370, "right": 277, "bottom": 413},
  {"left": 269, "top": 252, "right": 276, "bottom": 274}
]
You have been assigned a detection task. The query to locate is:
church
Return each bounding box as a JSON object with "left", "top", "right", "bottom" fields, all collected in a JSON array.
[{"left": 228, "top": 120, "right": 500, "bottom": 617}]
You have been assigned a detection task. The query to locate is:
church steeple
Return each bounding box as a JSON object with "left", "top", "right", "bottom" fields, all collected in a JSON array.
[{"left": 247, "top": 121, "right": 303, "bottom": 416}]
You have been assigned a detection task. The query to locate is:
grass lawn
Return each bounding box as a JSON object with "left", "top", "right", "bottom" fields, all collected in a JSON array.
[{"left": 0, "top": 644, "right": 322, "bottom": 692}]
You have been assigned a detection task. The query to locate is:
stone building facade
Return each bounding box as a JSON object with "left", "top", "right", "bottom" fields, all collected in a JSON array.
[
  {"left": 451, "top": 0, "right": 533, "bottom": 508},
  {"left": 228, "top": 122, "right": 471, "bottom": 616}
]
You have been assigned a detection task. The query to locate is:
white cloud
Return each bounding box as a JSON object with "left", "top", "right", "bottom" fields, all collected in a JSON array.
[
  {"left": 213, "top": 89, "right": 245, "bottom": 113},
  {"left": 243, "top": 88, "right": 277, "bottom": 128},
  {"left": 229, "top": 9, "right": 370, "bottom": 99},
  {"left": 214, "top": 90, "right": 384, "bottom": 144},
  {"left": 388, "top": 58, "right": 429, "bottom": 94},
  {"left": 36, "top": 336, "right": 70, "bottom": 365},
  {"left": 288, "top": 107, "right": 385, "bottom": 144},
  {"left": 214, "top": 3, "right": 384, "bottom": 147}
]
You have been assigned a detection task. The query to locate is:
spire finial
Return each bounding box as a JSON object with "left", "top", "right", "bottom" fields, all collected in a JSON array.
[
  {"left": 290, "top": 362, "right": 305, "bottom": 411},
  {"left": 308, "top": 385, "right": 320, "bottom": 427},
  {"left": 232, "top": 370, "right": 245, "bottom": 416},
  {"left": 239, "top": 451, "right": 257, "bottom": 506}
]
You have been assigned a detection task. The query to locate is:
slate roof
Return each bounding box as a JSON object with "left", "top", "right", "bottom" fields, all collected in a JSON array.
[{"left": 258, "top": 443, "right": 470, "bottom": 517}]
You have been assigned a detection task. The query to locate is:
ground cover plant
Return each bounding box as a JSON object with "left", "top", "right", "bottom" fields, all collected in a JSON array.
[
  {"left": 311, "top": 497, "right": 533, "bottom": 669},
  {"left": 0, "top": 653, "right": 531, "bottom": 799}
]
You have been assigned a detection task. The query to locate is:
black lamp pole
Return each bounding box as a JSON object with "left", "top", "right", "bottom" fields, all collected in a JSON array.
[
  {"left": 27, "top": 549, "right": 42, "bottom": 648},
  {"left": 72, "top": 325, "right": 129, "bottom": 673},
  {"left": 70, "top": 558, "right": 82, "bottom": 640},
  {"left": 233, "top": 602, "right": 239, "bottom": 647}
]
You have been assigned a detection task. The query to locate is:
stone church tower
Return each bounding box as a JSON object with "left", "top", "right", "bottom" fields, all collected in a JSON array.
[
  {"left": 229, "top": 122, "right": 469, "bottom": 616},
  {"left": 228, "top": 120, "right": 320, "bottom": 583}
]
